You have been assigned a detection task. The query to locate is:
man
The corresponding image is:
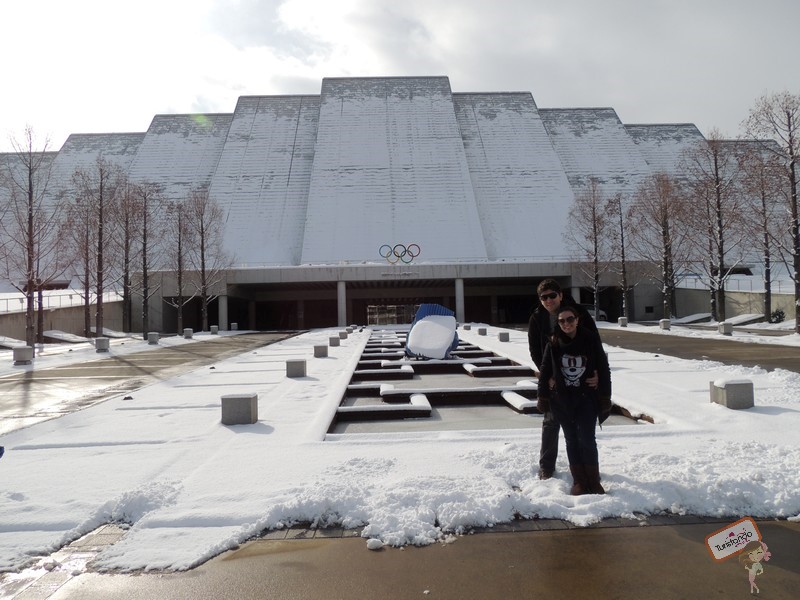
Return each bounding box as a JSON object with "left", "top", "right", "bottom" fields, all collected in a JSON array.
[{"left": 527, "top": 279, "right": 598, "bottom": 479}]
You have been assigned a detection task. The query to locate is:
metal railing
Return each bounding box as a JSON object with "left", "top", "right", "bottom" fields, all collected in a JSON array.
[{"left": 0, "top": 290, "right": 122, "bottom": 314}]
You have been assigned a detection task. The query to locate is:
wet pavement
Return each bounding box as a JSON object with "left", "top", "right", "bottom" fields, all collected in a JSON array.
[
  {"left": 27, "top": 518, "right": 800, "bottom": 600},
  {"left": 599, "top": 326, "right": 800, "bottom": 373},
  {"left": 2, "top": 326, "right": 800, "bottom": 599},
  {"left": 0, "top": 333, "right": 294, "bottom": 435}
]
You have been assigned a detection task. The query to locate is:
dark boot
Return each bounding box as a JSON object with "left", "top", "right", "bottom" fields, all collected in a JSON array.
[
  {"left": 568, "top": 464, "right": 588, "bottom": 496},
  {"left": 584, "top": 464, "right": 606, "bottom": 495}
]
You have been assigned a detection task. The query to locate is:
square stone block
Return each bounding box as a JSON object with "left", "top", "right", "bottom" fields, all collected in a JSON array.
[
  {"left": 718, "top": 322, "right": 733, "bottom": 336},
  {"left": 183, "top": 328, "right": 193, "bottom": 339},
  {"left": 13, "top": 346, "right": 34, "bottom": 365},
  {"left": 477, "top": 327, "right": 487, "bottom": 336},
  {"left": 231, "top": 322, "right": 238, "bottom": 331},
  {"left": 498, "top": 332, "right": 510, "bottom": 342},
  {"left": 659, "top": 319, "right": 671, "bottom": 331},
  {"left": 710, "top": 379, "right": 754, "bottom": 410},
  {"left": 463, "top": 324, "right": 471, "bottom": 330},
  {"left": 221, "top": 393, "right": 258, "bottom": 425},
  {"left": 210, "top": 325, "right": 219, "bottom": 334},
  {"left": 338, "top": 331, "right": 348, "bottom": 339},
  {"left": 147, "top": 332, "right": 159, "bottom": 345},
  {"left": 286, "top": 359, "right": 307, "bottom": 378},
  {"left": 329, "top": 336, "right": 340, "bottom": 347},
  {"left": 95, "top": 337, "right": 110, "bottom": 352},
  {"left": 314, "top": 345, "right": 328, "bottom": 358},
  {"left": 618, "top": 317, "right": 628, "bottom": 327}
]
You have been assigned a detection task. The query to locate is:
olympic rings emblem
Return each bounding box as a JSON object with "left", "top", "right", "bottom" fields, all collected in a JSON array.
[{"left": 379, "top": 243, "right": 420, "bottom": 264}]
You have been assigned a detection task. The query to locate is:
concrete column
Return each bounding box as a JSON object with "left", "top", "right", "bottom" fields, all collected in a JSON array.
[
  {"left": 248, "top": 300, "right": 256, "bottom": 330},
  {"left": 218, "top": 295, "right": 229, "bottom": 331},
  {"left": 455, "top": 278, "right": 465, "bottom": 323},
  {"left": 297, "top": 299, "right": 305, "bottom": 330},
  {"left": 571, "top": 287, "right": 581, "bottom": 303},
  {"left": 337, "top": 281, "right": 347, "bottom": 327},
  {"left": 490, "top": 295, "right": 498, "bottom": 324}
]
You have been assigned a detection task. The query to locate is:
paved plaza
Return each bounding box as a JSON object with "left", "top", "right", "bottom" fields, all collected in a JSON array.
[{"left": 1, "top": 326, "right": 799, "bottom": 599}]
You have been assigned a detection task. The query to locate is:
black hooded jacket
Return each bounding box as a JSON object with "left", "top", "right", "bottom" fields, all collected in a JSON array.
[
  {"left": 527, "top": 293, "right": 597, "bottom": 369},
  {"left": 537, "top": 325, "right": 612, "bottom": 423}
]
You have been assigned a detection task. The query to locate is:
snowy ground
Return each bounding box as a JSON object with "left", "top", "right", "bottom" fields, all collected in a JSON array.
[{"left": 0, "top": 320, "right": 799, "bottom": 575}]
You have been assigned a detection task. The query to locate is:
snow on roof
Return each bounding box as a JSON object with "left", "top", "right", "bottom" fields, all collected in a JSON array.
[
  {"left": 300, "top": 77, "right": 488, "bottom": 264},
  {"left": 539, "top": 108, "right": 652, "bottom": 198},
  {"left": 210, "top": 96, "right": 320, "bottom": 266},
  {"left": 4, "top": 77, "right": 713, "bottom": 270},
  {"left": 127, "top": 114, "right": 233, "bottom": 203},
  {"left": 453, "top": 93, "right": 574, "bottom": 260},
  {"left": 624, "top": 123, "right": 706, "bottom": 176},
  {"left": 43, "top": 133, "right": 145, "bottom": 201}
]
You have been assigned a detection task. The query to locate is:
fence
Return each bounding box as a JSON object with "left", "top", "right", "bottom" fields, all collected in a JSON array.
[{"left": 0, "top": 291, "right": 122, "bottom": 314}]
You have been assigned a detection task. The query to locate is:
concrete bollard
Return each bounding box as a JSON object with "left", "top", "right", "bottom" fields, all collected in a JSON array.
[
  {"left": 183, "top": 328, "right": 193, "bottom": 339},
  {"left": 147, "top": 332, "right": 159, "bottom": 345},
  {"left": 13, "top": 346, "right": 34, "bottom": 365},
  {"left": 718, "top": 322, "right": 733, "bottom": 336},
  {"left": 286, "top": 359, "right": 307, "bottom": 378},
  {"left": 710, "top": 379, "right": 754, "bottom": 410},
  {"left": 477, "top": 328, "right": 487, "bottom": 336},
  {"left": 618, "top": 317, "right": 628, "bottom": 328},
  {"left": 231, "top": 322, "right": 238, "bottom": 331},
  {"left": 659, "top": 319, "right": 671, "bottom": 331},
  {"left": 498, "top": 332, "right": 510, "bottom": 342},
  {"left": 95, "top": 337, "right": 110, "bottom": 353},
  {"left": 314, "top": 345, "right": 328, "bottom": 358},
  {"left": 329, "top": 336, "right": 340, "bottom": 347},
  {"left": 339, "top": 331, "right": 348, "bottom": 340},
  {"left": 463, "top": 324, "right": 471, "bottom": 330},
  {"left": 210, "top": 325, "right": 219, "bottom": 335},
  {"left": 221, "top": 393, "right": 258, "bottom": 425}
]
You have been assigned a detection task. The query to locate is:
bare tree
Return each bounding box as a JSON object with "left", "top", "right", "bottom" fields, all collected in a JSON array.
[
  {"left": 71, "top": 157, "right": 124, "bottom": 337},
  {"left": 744, "top": 91, "right": 800, "bottom": 333},
  {"left": 738, "top": 141, "right": 785, "bottom": 321},
  {"left": 0, "top": 128, "right": 66, "bottom": 346},
  {"left": 607, "top": 192, "right": 636, "bottom": 320},
  {"left": 563, "top": 178, "right": 614, "bottom": 317},
  {"left": 184, "top": 186, "right": 232, "bottom": 331},
  {"left": 132, "top": 182, "right": 165, "bottom": 338},
  {"left": 629, "top": 173, "right": 694, "bottom": 319},
  {"left": 681, "top": 131, "right": 748, "bottom": 322},
  {"left": 109, "top": 178, "right": 143, "bottom": 333},
  {"left": 62, "top": 196, "right": 96, "bottom": 336},
  {"left": 162, "top": 202, "right": 196, "bottom": 333}
]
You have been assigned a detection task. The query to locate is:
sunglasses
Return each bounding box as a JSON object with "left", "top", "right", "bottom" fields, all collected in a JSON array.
[
  {"left": 539, "top": 292, "right": 559, "bottom": 301},
  {"left": 558, "top": 316, "right": 577, "bottom": 325}
]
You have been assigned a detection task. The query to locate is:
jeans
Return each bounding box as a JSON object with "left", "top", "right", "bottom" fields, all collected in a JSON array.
[
  {"left": 550, "top": 389, "right": 598, "bottom": 466},
  {"left": 539, "top": 411, "right": 560, "bottom": 472}
]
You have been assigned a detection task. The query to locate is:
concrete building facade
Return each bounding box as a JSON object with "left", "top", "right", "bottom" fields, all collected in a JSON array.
[{"left": 4, "top": 76, "right": 712, "bottom": 332}]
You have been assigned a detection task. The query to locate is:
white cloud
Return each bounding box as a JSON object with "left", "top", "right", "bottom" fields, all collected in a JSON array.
[{"left": 1, "top": 0, "right": 798, "bottom": 150}]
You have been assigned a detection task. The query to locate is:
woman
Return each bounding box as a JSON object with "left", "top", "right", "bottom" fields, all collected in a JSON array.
[
  {"left": 739, "top": 540, "right": 771, "bottom": 594},
  {"left": 537, "top": 305, "right": 611, "bottom": 495}
]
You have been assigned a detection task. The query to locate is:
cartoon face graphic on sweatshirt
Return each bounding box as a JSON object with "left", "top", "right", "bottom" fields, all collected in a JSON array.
[{"left": 561, "top": 354, "right": 587, "bottom": 387}]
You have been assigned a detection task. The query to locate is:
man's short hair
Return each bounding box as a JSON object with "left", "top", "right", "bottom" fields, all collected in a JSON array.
[{"left": 536, "top": 279, "right": 562, "bottom": 296}]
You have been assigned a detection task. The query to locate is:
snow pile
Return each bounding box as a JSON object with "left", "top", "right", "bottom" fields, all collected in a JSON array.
[{"left": 0, "top": 323, "right": 799, "bottom": 573}]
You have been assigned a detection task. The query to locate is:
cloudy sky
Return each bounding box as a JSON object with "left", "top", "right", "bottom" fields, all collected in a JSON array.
[{"left": 1, "top": 0, "right": 797, "bottom": 152}]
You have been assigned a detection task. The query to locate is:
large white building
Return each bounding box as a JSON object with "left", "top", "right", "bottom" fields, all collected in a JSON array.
[{"left": 5, "top": 76, "right": 710, "bottom": 331}]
